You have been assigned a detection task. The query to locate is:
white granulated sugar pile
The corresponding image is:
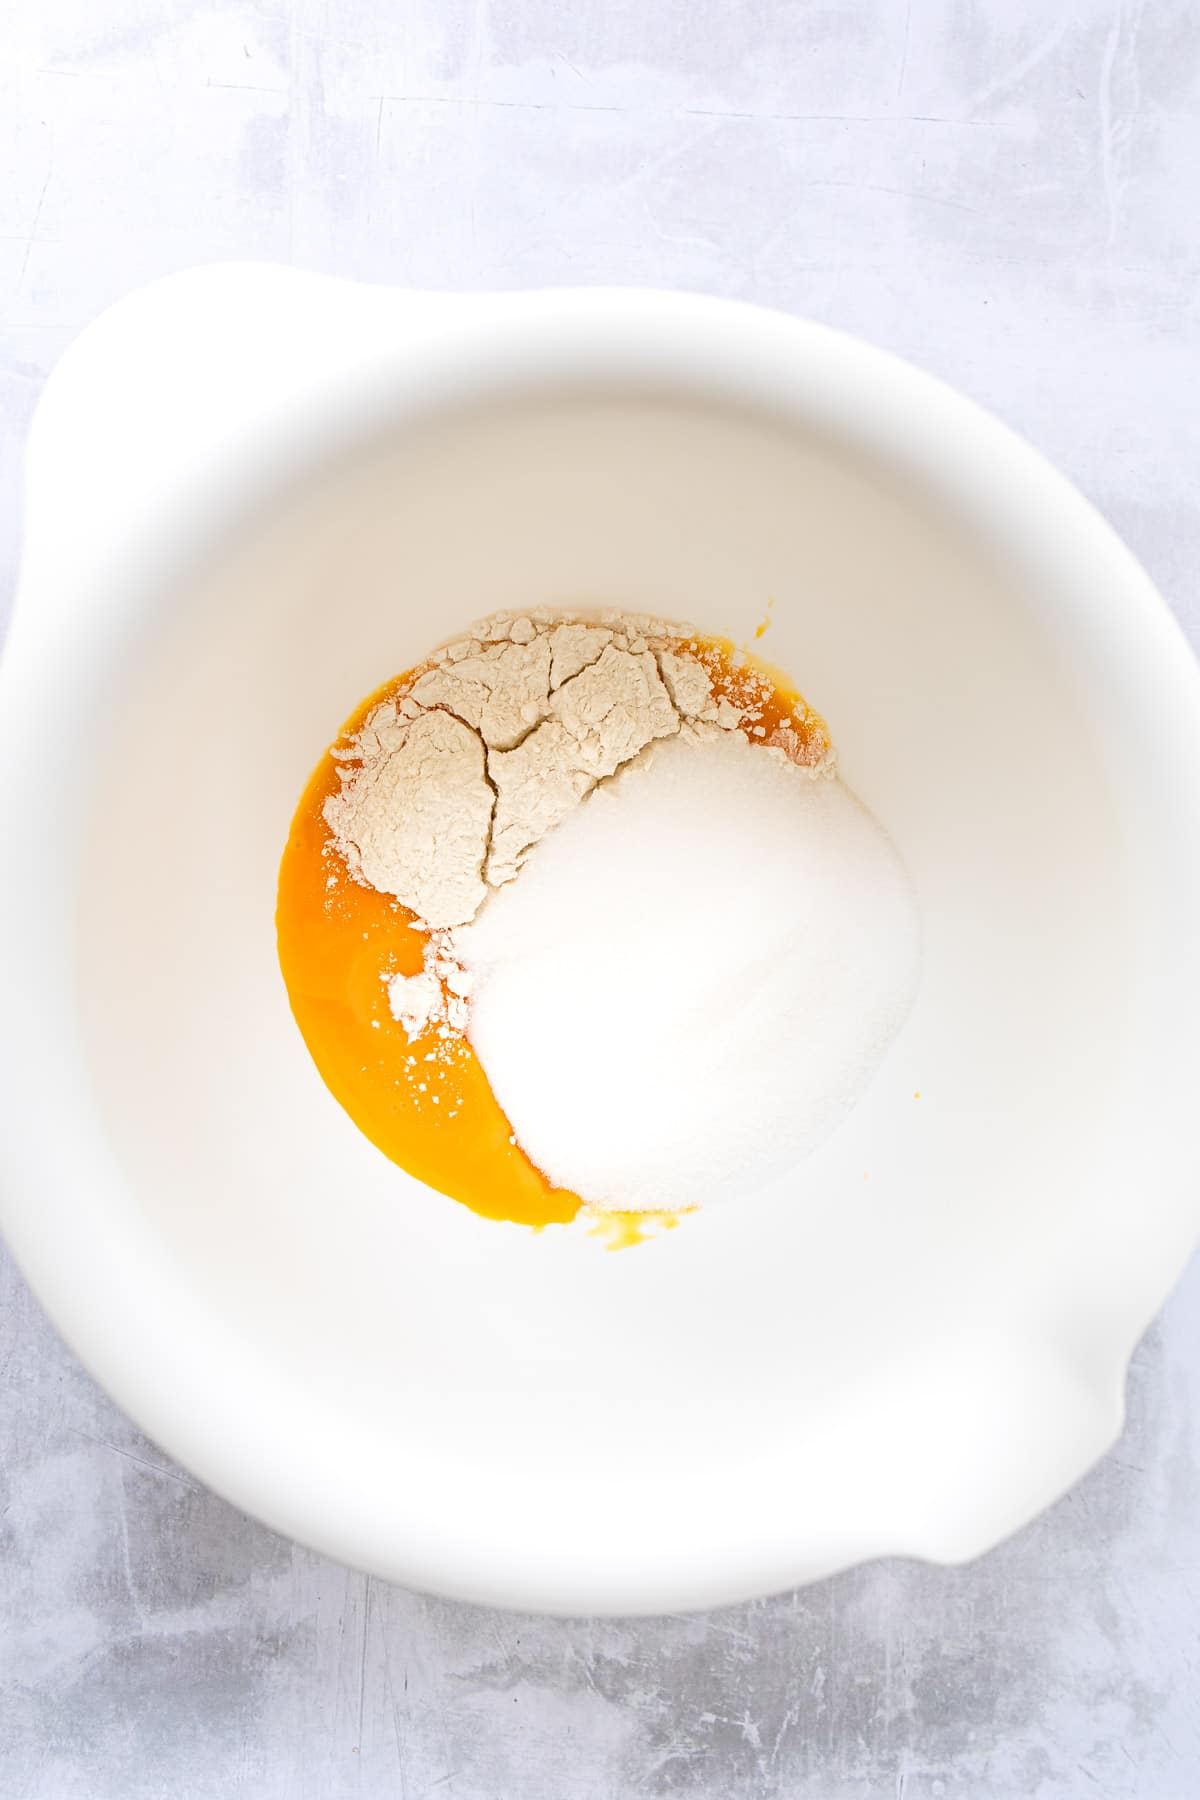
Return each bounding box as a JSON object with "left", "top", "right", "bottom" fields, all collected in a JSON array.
[{"left": 455, "top": 730, "right": 919, "bottom": 1214}]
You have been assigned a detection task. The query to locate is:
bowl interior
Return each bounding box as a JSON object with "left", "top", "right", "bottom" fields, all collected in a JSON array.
[{"left": 75, "top": 379, "right": 1135, "bottom": 1597}]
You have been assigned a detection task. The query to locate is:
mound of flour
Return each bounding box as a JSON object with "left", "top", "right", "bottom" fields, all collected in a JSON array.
[
  {"left": 324, "top": 610, "right": 831, "bottom": 934},
  {"left": 454, "top": 731, "right": 919, "bottom": 1214}
]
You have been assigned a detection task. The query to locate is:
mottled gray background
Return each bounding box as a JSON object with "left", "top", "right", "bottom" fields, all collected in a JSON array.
[{"left": 3, "top": 2, "right": 1200, "bottom": 1795}]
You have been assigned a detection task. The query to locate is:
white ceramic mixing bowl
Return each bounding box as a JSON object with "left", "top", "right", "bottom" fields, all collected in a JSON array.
[{"left": 3, "top": 267, "right": 1200, "bottom": 1615}]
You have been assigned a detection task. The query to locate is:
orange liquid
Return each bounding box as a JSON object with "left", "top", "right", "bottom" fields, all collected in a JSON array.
[{"left": 276, "top": 631, "right": 829, "bottom": 1230}]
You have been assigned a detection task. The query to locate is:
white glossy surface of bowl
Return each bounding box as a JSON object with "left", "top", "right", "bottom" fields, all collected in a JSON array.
[{"left": 2, "top": 267, "right": 1200, "bottom": 1614}]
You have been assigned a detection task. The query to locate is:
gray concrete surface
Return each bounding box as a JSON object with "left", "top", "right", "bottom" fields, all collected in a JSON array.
[{"left": 3, "top": 2, "right": 1200, "bottom": 1794}]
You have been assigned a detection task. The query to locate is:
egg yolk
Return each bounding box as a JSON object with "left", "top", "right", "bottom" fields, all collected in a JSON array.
[{"left": 275, "top": 634, "right": 829, "bottom": 1229}]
